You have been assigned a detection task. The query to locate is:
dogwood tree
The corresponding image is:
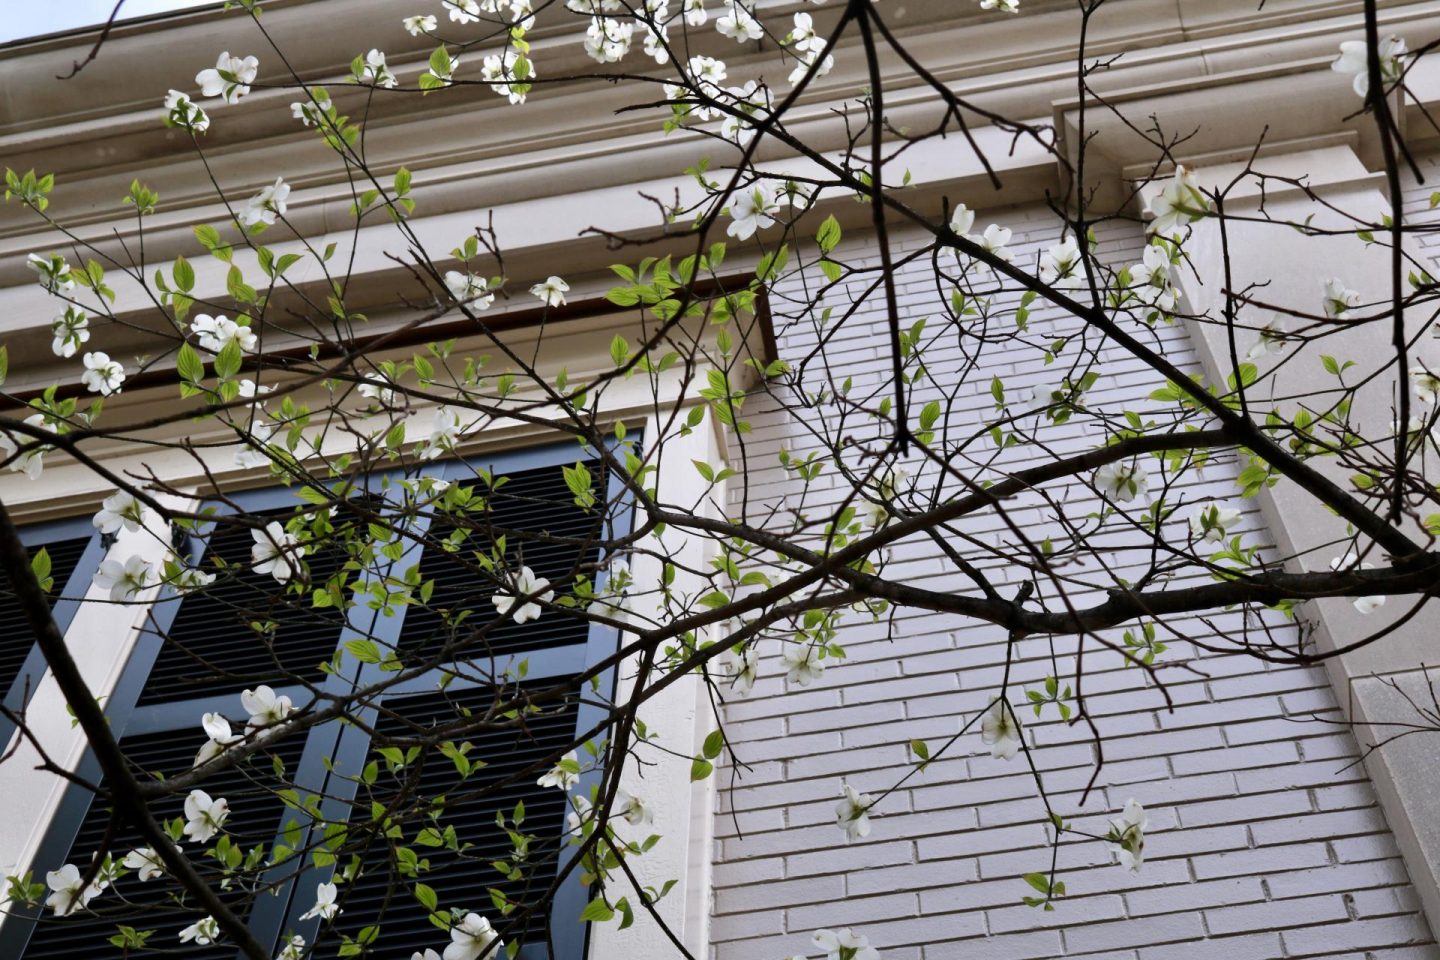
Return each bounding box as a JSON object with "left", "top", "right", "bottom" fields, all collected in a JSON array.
[{"left": 0, "top": 0, "right": 1436, "bottom": 957}]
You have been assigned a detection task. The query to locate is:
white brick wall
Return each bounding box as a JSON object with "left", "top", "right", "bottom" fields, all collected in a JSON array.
[{"left": 713, "top": 205, "right": 1438, "bottom": 959}]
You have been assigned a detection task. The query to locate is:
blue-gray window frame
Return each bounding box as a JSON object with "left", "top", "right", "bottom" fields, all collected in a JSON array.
[
  {"left": 0, "top": 515, "right": 107, "bottom": 749},
  {"left": 4, "top": 440, "right": 634, "bottom": 960}
]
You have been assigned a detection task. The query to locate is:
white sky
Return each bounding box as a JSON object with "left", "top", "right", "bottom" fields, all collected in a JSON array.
[{"left": 0, "top": 0, "right": 217, "bottom": 44}]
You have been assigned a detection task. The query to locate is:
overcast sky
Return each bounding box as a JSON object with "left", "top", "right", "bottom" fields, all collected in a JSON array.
[{"left": 0, "top": 0, "right": 217, "bottom": 44}]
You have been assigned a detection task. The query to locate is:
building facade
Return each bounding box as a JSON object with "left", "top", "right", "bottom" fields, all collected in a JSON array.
[{"left": 2, "top": 0, "right": 1440, "bottom": 958}]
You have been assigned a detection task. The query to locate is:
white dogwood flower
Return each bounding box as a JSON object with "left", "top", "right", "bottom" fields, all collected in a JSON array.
[
  {"left": 240, "top": 176, "right": 290, "bottom": 227},
  {"left": 196, "top": 52, "right": 259, "bottom": 103},
  {"left": 278, "top": 936, "right": 308, "bottom": 960},
  {"left": 727, "top": 645, "right": 759, "bottom": 696},
  {"left": 1145, "top": 165, "right": 1209, "bottom": 235},
  {"left": 81, "top": 352, "right": 126, "bottom": 395},
  {"left": 980, "top": 0, "right": 1019, "bottom": 10},
  {"left": 584, "top": 17, "right": 634, "bottom": 63},
  {"left": 1109, "top": 798, "right": 1147, "bottom": 872},
  {"left": 1189, "top": 503, "right": 1241, "bottom": 543},
  {"left": 93, "top": 554, "right": 154, "bottom": 602},
  {"left": 1332, "top": 35, "right": 1406, "bottom": 97},
  {"left": 531, "top": 275, "right": 570, "bottom": 306},
  {"left": 28, "top": 252, "right": 74, "bottom": 294},
  {"left": 405, "top": 14, "right": 439, "bottom": 34},
  {"left": 1128, "top": 243, "right": 1177, "bottom": 315},
  {"left": 782, "top": 644, "right": 824, "bottom": 686},
  {"left": 419, "top": 406, "right": 467, "bottom": 460},
  {"left": 787, "top": 48, "right": 834, "bottom": 86},
  {"left": 445, "top": 0, "right": 481, "bottom": 22},
  {"left": 444, "top": 271, "right": 495, "bottom": 308},
  {"left": 174, "top": 565, "right": 217, "bottom": 593},
  {"left": 122, "top": 847, "right": 169, "bottom": 882},
  {"left": 834, "top": 784, "right": 873, "bottom": 841},
  {"left": 194, "top": 711, "right": 240, "bottom": 767},
  {"left": 91, "top": 491, "right": 149, "bottom": 538},
  {"left": 290, "top": 91, "right": 332, "bottom": 126},
  {"left": 358, "top": 49, "right": 399, "bottom": 88},
  {"left": 788, "top": 12, "right": 825, "bottom": 54},
  {"left": 1038, "top": 238, "right": 1087, "bottom": 290},
  {"left": 242, "top": 684, "right": 294, "bottom": 734},
  {"left": 949, "top": 203, "right": 976, "bottom": 236},
  {"left": 51, "top": 307, "right": 89, "bottom": 358},
  {"left": 45, "top": 864, "right": 104, "bottom": 917},
  {"left": 163, "top": 89, "right": 210, "bottom": 131},
  {"left": 1247, "top": 315, "right": 1288, "bottom": 359},
  {"left": 251, "top": 521, "right": 304, "bottom": 583},
  {"left": 93, "top": 490, "right": 147, "bottom": 535},
  {"left": 980, "top": 699, "right": 1022, "bottom": 760},
  {"left": 728, "top": 184, "right": 781, "bottom": 240},
  {"left": 612, "top": 788, "right": 654, "bottom": 827},
  {"left": 183, "top": 790, "right": 230, "bottom": 843},
  {"left": 1094, "top": 460, "right": 1149, "bottom": 502},
  {"left": 444, "top": 913, "right": 503, "bottom": 960},
  {"left": 812, "top": 928, "right": 880, "bottom": 960},
  {"left": 191, "top": 314, "right": 259, "bottom": 354},
  {"left": 178, "top": 916, "right": 222, "bottom": 945},
  {"left": 1322, "top": 277, "right": 1361, "bottom": 320},
  {"left": 480, "top": 50, "right": 532, "bottom": 104},
  {"left": 1412, "top": 362, "right": 1440, "bottom": 405},
  {"left": 965, "top": 222, "right": 1014, "bottom": 263},
  {"left": 235, "top": 420, "right": 275, "bottom": 469},
  {"left": 492, "top": 565, "right": 553, "bottom": 623},
  {"left": 716, "top": 0, "right": 762, "bottom": 41},
  {"left": 299, "top": 881, "right": 342, "bottom": 921},
  {"left": 1331, "top": 550, "right": 1387, "bottom": 614},
  {"left": 537, "top": 751, "right": 580, "bottom": 790},
  {"left": 0, "top": 414, "right": 50, "bottom": 480},
  {"left": 358, "top": 373, "right": 397, "bottom": 406}
]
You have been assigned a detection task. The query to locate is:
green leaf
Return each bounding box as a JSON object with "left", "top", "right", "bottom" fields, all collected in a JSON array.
[
  {"left": 689, "top": 757, "right": 714, "bottom": 781},
  {"left": 1022, "top": 872, "right": 1051, "bottom": 895},
  {"left": 193, "top": 223, "right": 221, "bottom": 251},
  {"left": 176, "top": 342, "right": 204, "bottom": 384},
  {"left": 609, "top": 334, "right": 629, "bottom": 367},
  {"left": 580, "top": 898, "right": 615, "bottom": 922},
  {"left": 346, "top": 639, "right": 382, "bottom": 663},
  {"left": 815, "top": 214, "right": 841, "bottom": 254},
  {"left": 702, "top": 728, "right": 723, "bottom": 760},
  {"left": 414, "top": 882, "right": 438, "bottom": 912},
  {"left": 31, "top": 547, "right": 52, "bottom": 592},
  {"left": 173, "top": 255, "right": 195, "bottom": 292}
]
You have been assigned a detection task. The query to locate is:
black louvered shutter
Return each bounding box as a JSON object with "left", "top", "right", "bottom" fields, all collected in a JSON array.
[
  {"left": 313, "top": 683, "right": 581, "bottom": 955},
  {"left": 399, "top": 461, "right": 607, "bottom": 664},
  {"left": 138, "top": 515, "right": 350, "bottom": 705},
  {"left": 0, "top": 534, "right": 91, "bottom": 698},
  {"left": 18, "top": 731, "right": 308, "bottom": 958}
]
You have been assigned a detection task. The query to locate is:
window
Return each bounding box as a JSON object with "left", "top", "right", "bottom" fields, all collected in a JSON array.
[
  {"left": 3, "top": 443, "right": 631, "bottom": 959},
  {"left": 0, "top": 516, "right": 106, "bottom": 750}
]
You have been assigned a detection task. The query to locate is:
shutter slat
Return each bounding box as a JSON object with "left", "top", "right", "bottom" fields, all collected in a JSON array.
[
  {"left": 313, "top": 683, "right": 580, "bottom": 956},
  {"left": 18, "top": 731, "right": 308, "bottom": 959},
  {"left": 1, "top": 535, "right": 90, "bottom": 699},
  {"left": 138, "top": 513, "right": 351, "bottom": 705},
  {"left": 400, "top": 461, "right": 609, "bottom": 664}
]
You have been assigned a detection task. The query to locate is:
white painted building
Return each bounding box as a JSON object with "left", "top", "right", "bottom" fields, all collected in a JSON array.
[{"left": 1, "top": 1, "right": 1439, "bottom": 958}]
